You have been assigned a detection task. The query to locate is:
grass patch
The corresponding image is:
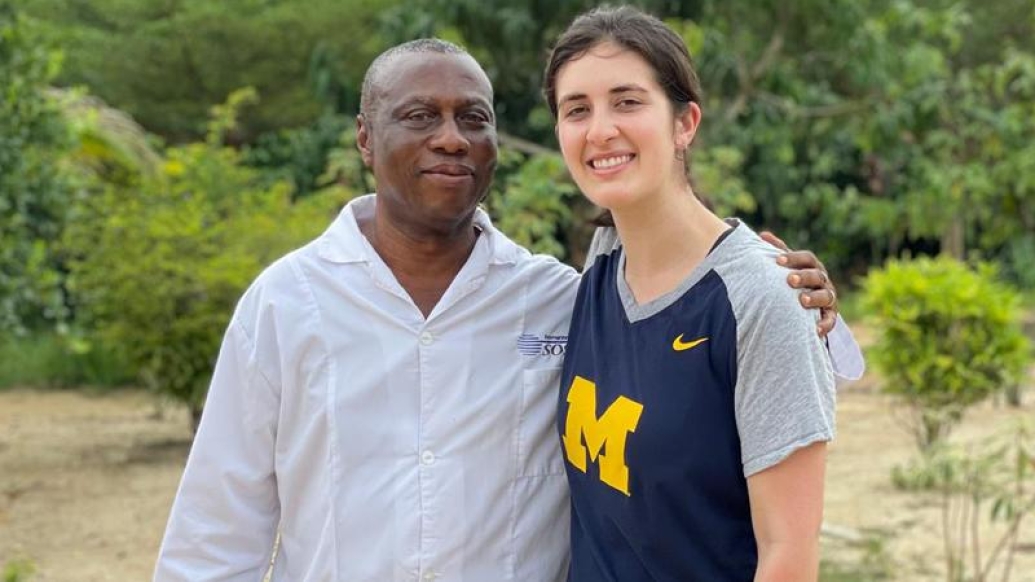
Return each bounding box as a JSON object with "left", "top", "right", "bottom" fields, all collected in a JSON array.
[
  {"left": 3, "top": 558, "right": 36, "bottom": 582},
  {"left": 0, "top": 332, "right": 134, "bottom": 389}
]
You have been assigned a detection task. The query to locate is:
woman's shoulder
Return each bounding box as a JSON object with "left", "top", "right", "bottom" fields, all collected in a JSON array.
[{"left": 711, "top": 225, "right": 812, "bottom": 323}]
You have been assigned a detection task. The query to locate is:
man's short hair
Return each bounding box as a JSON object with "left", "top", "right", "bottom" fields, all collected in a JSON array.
[{"left": 359, "top": 38, "right": 470, "bottom": 119}]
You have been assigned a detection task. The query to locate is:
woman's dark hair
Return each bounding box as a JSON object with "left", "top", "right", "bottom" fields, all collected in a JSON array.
[
  {"left": 542, "top": 5, "right": 711, "bottom": 225},
  {"left": 543, "top": 5, "right": 703, "bottom": 120}
]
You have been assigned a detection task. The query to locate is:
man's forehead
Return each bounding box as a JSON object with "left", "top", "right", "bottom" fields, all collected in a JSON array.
[{"left": 378, "top": 52, "right": 493, "bottom": 101}]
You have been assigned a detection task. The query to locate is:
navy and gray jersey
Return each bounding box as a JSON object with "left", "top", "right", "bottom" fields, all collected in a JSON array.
[{"left": 557, "top": 221, "right": 836, "bottom": 582}]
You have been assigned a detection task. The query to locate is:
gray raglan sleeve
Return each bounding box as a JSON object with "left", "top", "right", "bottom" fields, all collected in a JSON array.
[
  {"left": 582, "top": 227, "right": 620, "bottom": 273},
  {"left": 724, "top": 258, "right": 837, "bottom": 478}
]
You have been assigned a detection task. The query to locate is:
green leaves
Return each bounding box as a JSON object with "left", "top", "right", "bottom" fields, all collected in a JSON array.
[
  {"left": 863, "top": 256, "right": 1031, "bottom": 450},
  {"left": 0, "top": 2, "right": 74, "bottom": 333},
  {"left": 65, "top": 93, "right": 348, "bottom": 420},
  {"left": 486, "top": 151, "right": 576, "bottom": 259}
]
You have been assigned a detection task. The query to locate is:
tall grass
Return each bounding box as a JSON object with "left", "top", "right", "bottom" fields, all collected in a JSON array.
[{"left": 0, "top": 333, "right": 134, "bottom": 389}]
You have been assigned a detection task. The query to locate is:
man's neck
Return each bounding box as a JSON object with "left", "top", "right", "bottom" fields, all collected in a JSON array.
[{"left": 359, "top": 212, "right": 480, "bottom": 318}]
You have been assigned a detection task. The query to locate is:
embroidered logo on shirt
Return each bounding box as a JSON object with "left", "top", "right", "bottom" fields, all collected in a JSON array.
[
  {"left": 562, "top": 375, "right": 644, "bottom": 496},
  {"left": 672, "top": 334, "right": 709, "bottom": 352},
  {"left": 518, "top": 333, "right": 568, "bottom": 357}
]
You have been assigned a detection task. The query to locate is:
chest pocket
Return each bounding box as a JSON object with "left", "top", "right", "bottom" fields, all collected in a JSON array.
[{"left": 516, "top": 367, "right": 566, "bottom": 477}]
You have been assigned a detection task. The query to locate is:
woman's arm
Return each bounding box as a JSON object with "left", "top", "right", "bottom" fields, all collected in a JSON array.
[{"left": 746, "top": 442, "right": 827, "bottom": 582}]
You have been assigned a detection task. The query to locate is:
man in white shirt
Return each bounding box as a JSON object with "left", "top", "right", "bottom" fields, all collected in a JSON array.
[{"left": 153, "top": 39, "right": 862, "bottom": 582}]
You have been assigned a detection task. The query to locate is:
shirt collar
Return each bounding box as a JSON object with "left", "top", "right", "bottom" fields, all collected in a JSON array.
[{"left": 316, "top": 194, "right": 523, "bottom": 266}]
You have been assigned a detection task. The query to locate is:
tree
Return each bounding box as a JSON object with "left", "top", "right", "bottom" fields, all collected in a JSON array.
[
  {"left": 66, "top": 90, "right": 349, "bottom": 429},
  {"left": 0, "top": 1, "right": 74, "bottom": 333},
  {"left": 863, "top": 256, "right": 1030, "bottom": 450},
  {"left": 22, "top": 0, "right": 401, "bottom": 141}
]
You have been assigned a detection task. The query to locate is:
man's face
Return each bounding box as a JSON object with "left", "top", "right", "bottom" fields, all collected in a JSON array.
[{"left": 358, "top": 52, "right": 498, "bottom": 236}]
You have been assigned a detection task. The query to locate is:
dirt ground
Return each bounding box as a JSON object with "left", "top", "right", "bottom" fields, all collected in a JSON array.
[{"left": 1, "top": 381, "right": 1033, "bottom": 581}]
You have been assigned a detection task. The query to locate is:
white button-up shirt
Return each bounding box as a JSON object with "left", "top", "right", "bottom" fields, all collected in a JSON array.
[
  {"left": 155, "top": 195, "right": 580, "bottom": 582},
  {"left": 154, "top": 195, "right": 864, "bottom": 582}
]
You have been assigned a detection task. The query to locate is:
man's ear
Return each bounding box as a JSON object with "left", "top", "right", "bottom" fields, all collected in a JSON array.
[
  {"left": 356, "top": 114, "right": 374, "bottom": 167},
  {"left": 674, "top": 102, "right": 702, "bottom": 149}
]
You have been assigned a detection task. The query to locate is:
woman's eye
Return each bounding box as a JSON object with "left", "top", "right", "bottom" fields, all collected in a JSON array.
[{"left": 564, "top": 105, "right": 588, "bottom": 118}]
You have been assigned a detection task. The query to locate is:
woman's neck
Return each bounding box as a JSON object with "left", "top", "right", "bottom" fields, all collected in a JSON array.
[{"left": 611, "top": 186, "right": 729, "bottom": 305}]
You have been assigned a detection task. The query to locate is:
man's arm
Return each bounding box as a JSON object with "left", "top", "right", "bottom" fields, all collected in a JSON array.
[
  {"left": 747, "top": 442, "right": 826, "bottom": 582},
  {"left": 154, "top": 317, "right": 281, "bottom": 582}
]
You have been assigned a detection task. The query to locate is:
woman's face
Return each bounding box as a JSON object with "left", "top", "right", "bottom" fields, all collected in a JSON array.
[{"left": 554, "top": 42, "right": 699, "bottom": 214}]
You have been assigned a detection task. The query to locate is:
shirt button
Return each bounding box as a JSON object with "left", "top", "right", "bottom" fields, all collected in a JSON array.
[
  {"left": 420, "top": 331, "right": 434, "bottom": 345},
  {"left": 423, "top": 573, "right": 436, "bottom": 581},
  {"left": 421, "top": 450, "right": 436, "bottom": 465}
]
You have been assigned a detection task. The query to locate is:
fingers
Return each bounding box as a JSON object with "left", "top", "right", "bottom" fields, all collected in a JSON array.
[
  {"left": 759, "top": 230, "right": 790, "bottom": 252},
  {"left": 776, "top": 249, "right": 824, "bottom": 271},
  {"left": 798, "top": 288, "right": 836, "bottom": 309},
  {"left": 816, "top": 308, "right": 837, "bottom": 338},
  {"left": 786, "top": 268, "right": 829, "bottom": 291}
]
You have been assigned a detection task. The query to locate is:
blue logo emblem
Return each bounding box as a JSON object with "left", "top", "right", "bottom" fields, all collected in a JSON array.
[{"left": 518, "top": 333, "right": 568, "bottom": 357}]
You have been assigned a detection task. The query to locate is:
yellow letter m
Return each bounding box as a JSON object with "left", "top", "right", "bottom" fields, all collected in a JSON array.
[{"left": 562, "top": 375, "right": 644, "bottom": 496}]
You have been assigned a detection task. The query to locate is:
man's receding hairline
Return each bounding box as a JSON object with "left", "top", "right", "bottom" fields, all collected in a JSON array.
[{"left": 360, "top": 39, "right": 487, "bottom": 118}]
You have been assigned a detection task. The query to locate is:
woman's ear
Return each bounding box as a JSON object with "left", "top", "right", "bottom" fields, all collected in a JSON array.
[{"left": 674, "top": 102, "right": 702, "bottom": 149}]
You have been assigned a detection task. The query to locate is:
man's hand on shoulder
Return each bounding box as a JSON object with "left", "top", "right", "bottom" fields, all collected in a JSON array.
[{"left": 759, "top": 231, "right": 838, "bottom": 338}]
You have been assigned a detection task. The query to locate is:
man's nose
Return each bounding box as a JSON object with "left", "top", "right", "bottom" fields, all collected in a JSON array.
[{"left": 429, "top": 117, "right": 470, "bottom": 154}]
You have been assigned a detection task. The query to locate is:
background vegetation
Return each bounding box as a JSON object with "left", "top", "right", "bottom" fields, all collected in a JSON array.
[{"left": 3, "top": 0, "right": 1034, "bottom": 579}]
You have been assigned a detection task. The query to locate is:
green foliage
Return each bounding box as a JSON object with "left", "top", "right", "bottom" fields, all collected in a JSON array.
[
  {"left": 0, "top": 1, "right": 75, "bottom": 333},
  {"left": 863, "top": 256, "right": 1030, "bottom": 449},
  {"left": 22, "top": 0, "right": 400, "bottom": 141},
  {"left": 66, "top": 92, "right": 348, "bottom": 424},
  {"left": 0, "top": 332, "right": 131, "bottom": 389},
  {"left": 890, "top": 424, "right": 1035, "bottom": 582},
  {"left": 243, "top": 111, "right": 353, "bottom": 198},
  {"left": 486, "top": 150, "right": 577, "bottom": 259},
  {"left": 819, "top": 531, "right": 894, "bottom": 581},
  {"left": 2, "top": 559, "right": 34, "bottom": 582}
]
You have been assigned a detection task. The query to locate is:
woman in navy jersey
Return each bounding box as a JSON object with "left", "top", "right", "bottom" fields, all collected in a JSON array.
[{"left": 544, "top": 6, "right": 837, "bottom": 581}]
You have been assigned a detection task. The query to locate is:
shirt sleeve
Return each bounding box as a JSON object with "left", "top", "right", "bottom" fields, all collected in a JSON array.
[
  {"left": 730, "top": 266, "right": 837, "bottom": 478},
  {"left": 828, "top": 314, "right": 865, "bottom": 382},
  {"left": 153, "top": 313, "right": 281, "bottom": 581},
  {"left": 582, "top": 227, "right": 620, "bottom": 273}
]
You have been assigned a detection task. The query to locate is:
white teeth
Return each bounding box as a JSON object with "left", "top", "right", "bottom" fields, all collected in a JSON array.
[{"left": 591, "top": 155, "right": 632, "bottom": 169}]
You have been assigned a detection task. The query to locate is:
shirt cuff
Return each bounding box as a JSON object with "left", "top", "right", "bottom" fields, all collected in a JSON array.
[{"left": 827, "top": 314, "right": 865, "bottom": 382}]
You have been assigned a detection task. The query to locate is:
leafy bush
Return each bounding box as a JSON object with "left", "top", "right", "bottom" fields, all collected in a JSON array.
[
  {"left": 66, "top": 91, "right": 348, "bottom": 429},
  {"left": 863, "top": 256, "right": 1030, "bottom": 450},
  {"left": 0, "top": 332, "right": 132, "bottom": 389},
  {"left": 0, "top": 2, "right": 75, "bottom": 333},
  {"left": 486, "top": 150, "right": 576, "bottom": 260}
]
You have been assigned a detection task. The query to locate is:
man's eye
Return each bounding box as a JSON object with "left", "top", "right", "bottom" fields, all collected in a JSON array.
[
  {"left": 460, "top": 112, "right": 490, "bottom": 125},
  {"left": 405, "top": 111, "right": 435, "bottom": 123}
]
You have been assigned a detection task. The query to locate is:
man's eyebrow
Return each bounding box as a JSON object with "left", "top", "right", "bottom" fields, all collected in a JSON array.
[{"left": 390, "top": 95, "right": 494, "bottom": 114}]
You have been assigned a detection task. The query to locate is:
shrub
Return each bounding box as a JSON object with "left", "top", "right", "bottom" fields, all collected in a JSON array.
[
  {"left": 66, "top": 90, "right": 348, "bottom": 430},
  {"left": 862, "top": 256, "right": 1030, "bottom": 450},
  {"left": 0, "top": 2, "right": 75, "bottom": 334}
]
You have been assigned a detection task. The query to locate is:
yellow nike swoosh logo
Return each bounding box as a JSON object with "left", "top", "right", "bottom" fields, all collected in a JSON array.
[{"left": 672, "top": 334, "right": 709, "bottom": 351}]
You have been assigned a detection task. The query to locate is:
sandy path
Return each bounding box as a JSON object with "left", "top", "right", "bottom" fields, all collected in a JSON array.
[{"left": 1, "top": 385, "right": 1033, "bottom": 581}]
